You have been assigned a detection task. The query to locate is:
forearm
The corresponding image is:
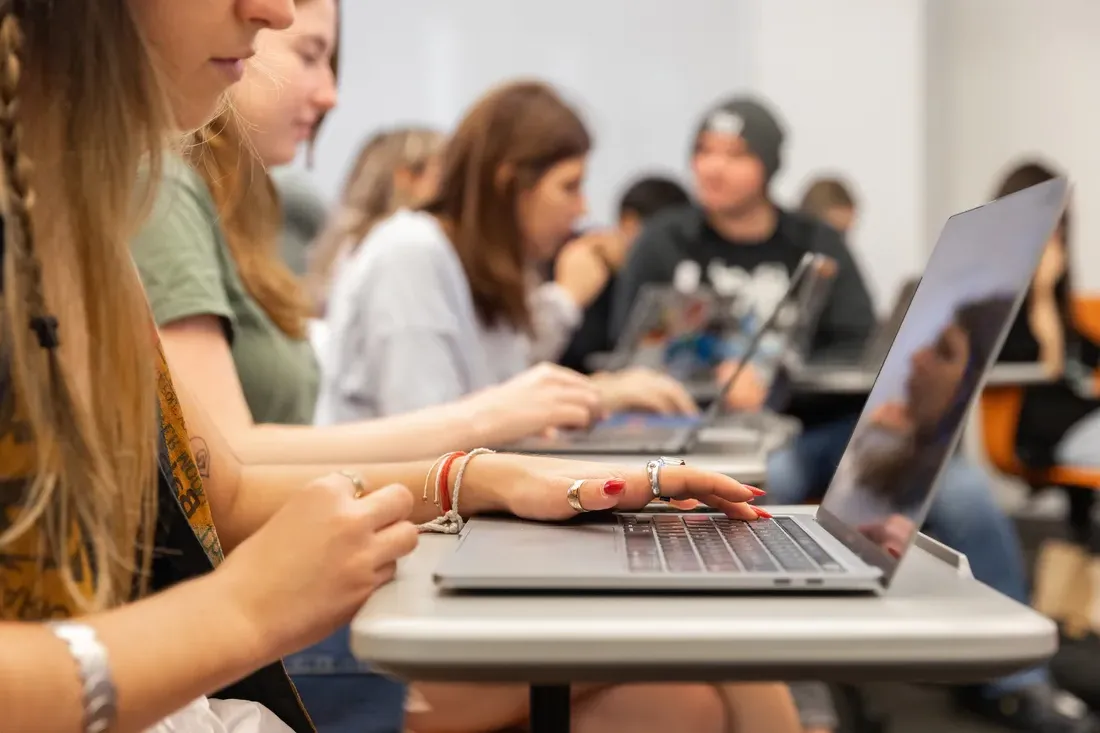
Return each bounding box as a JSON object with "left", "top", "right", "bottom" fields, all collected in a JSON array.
[
  {"left": 1029, "top": 293, "right": 1065, "bottom": 375},
  {"left": 235, "top": 398, "right": 487, "bottom": 465},
  {"left": 230, "top": 458, "right": 504, "bottom": 542},
  {"left": 0, "top": 574, "right": 265, "bottom": 733}
]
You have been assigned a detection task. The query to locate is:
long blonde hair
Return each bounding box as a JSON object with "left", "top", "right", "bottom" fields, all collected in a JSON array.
[
  {"left": 307, "top": 127, "right": 443, "bottom": 312},
  {"left": 189, "top": 113, "right": 312, "bottom": 339},
  {"left": 185, "top": 0, "right": 342, "bottom": 338},
  {"left": 0, "top": 1, "right": 170, "bottom": 611}
]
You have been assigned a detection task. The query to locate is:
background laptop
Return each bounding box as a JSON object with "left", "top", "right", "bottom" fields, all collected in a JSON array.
[
  {"left": 794, "top": 277, "right": 920, "bottom": 375},
  {"left": 437, "top": 177, "right": 1069, "bottom": 593},
  {"left": 506, "top": 253, "right": 820, "bottom": 455}
]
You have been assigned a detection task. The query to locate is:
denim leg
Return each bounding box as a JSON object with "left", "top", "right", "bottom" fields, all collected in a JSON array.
[
  {"left": 765, "top": 414, "right": 860, "bottom": 504},
  {"left": 285, "top": 626, "right": 407, "bottom": 733},
  {"left": 922, "top": 456, "right": 1049, "bottom": 696}
]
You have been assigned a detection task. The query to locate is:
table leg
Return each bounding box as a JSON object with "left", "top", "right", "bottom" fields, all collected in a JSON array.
[{"left": 529, "top": 684, "right": 571, "bottom": 733}]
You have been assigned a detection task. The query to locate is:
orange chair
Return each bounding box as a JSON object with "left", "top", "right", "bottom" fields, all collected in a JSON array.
[
  {"left": 979, "top": 296, "right": 1100, "bottom": 538},
  {"left": 1076, "top": 296, "right": 1100, "bottom": 342}
]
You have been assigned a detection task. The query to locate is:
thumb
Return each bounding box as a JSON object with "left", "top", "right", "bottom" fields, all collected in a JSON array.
[{"left": 568, "top": 476, "right": 628, "bottom": 514}]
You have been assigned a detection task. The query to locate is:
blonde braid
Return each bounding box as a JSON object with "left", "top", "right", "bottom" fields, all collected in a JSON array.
[
  {"left": 0, "top": 12, "right": 56, "bottom": 349},
  {"left": 0, "top": 9, "right": 115, "bottom": 611}
]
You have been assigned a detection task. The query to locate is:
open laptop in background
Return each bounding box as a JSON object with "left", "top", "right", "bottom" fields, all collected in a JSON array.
[
  {"left": 607, "top": 286, "right": 740, "bottom": 380},
  {"left": 505, "top": 254, "right": 820, "bottom": 456},
  {"left": 794, "top": 277, "right": 921, "bottom": 375},
  {"left": 437, "top": 177, "right": 1069, "bottom": 592},
  {"left": 609, "top": 254, "right": 838, "bottom": 405}
]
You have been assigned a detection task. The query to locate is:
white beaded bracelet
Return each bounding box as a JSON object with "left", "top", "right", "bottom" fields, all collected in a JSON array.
[
  {"left": 49, "top": 621, "right": 117, "bottom": 733},
  {"left": 418, "top": 448, "right": 495, "bottom": 534}
]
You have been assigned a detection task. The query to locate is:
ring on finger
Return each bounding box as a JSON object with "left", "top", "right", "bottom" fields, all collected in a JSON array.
[
  {"left": 566, "top": 479, "right": 587, "bottom": 513},
  {"left": 339, "top": 470, "right": 368, "bottom": 499},
  {"left": 645, "top": 456, "right": 686, "bottom": 500}
]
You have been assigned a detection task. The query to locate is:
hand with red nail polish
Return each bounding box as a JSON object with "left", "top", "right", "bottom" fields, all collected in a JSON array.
[
  {"left": 457, "top": 453, "right": 763, "bottom": 522},
  {"left": 602, "top": 478, "right": 626, "bottom": 495}
]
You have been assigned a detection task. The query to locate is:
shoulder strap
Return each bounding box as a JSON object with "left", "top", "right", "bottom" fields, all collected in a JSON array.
[{"left": 153, "top": 341, "right": 224, "bottom": 566}]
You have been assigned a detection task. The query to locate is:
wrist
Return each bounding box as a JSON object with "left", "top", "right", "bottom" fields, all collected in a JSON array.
[
  {"left": 451, "top": 452, "right": 511, "bottom": 517},
  {"left": 553, "top": 278, "right": 593, "bottom": 310},
  {"left": 589, "top": 375, "right": 621, "bottom": 411},
  {"left": 207, "top": 563, "right": 282, "bottom": 665},
  {"left": 458, "top": 389, "right": 506, "bottom": 447}
]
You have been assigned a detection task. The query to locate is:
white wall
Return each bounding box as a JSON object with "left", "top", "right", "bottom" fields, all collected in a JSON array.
[
  {"left": 303, "top": 0, "right": 930, "bottom": 311},
  {"left": 299, "top": 0, "right": 1100, "bottom": 302},
  {"left": 309, "top": 0, "right": 757, "bottom": 226},
  {"left": 926, "top": 0, "right": 1100, "bottom": 290},
  {"left": 750, "top": 0, "right": 927, "bottom": 312}
]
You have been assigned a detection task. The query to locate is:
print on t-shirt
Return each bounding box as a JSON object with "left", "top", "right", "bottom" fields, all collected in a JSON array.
[{"left": 675, "top": 258, "right": 792, "bottom": 325}]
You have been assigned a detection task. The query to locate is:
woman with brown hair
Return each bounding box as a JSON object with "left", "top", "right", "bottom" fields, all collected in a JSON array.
[
  {"left": 318, "top": 81, "right": 698, "bottom": 425},
  {"left": 0, "top": 0, "right": 771, "bottom": 731},
  {"left": 307, "top": 126, "right": 445, "bottom": 314}
]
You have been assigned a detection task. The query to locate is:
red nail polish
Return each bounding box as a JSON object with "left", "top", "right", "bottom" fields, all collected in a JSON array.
[
  {"left": 746, "top": 485, "right": 766, "bottom": 496},
  {"left": 752, "top": 506, "right": 773, "bottom": 519},
  {"left": 603, "top": 478, "right": 626, "bottom": 495}
]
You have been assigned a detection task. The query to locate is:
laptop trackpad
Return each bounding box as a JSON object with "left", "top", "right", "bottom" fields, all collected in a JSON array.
[{"left": 439, "top": 516, "right": 622, "bottom": 580}]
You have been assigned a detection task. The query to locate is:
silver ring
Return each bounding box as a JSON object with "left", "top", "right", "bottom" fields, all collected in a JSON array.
[
  {"left": 566, "top": 479, "right": 587, "bottom": 512},
  {"left": 646, "top": 457, "right": 686, "bottom": 499}
]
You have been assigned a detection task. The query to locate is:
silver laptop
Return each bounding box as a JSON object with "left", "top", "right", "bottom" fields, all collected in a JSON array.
[
  {"left": 437, "top": 178, "right": 1068, "bottom": 593},
  {"left": 505, "top": 254, "right": 821, "bottom": 456}
]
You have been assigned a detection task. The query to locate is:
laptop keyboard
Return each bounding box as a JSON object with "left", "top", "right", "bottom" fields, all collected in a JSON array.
[{"left": 620, "top": 514, "right": 844, "bottom": 574}]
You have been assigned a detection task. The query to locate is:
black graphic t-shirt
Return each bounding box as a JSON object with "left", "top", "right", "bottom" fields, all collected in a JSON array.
[
  {"left": 666, "top": 225, "right": 806, "bottom": 321},
  {"left": 610, "top": 205, "right": 877, "bottom": 427}
]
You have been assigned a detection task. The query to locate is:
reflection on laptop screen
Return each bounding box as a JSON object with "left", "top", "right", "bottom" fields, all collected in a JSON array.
[{"left": 818, "top": 178, "right": 1068, "bottom": 582}]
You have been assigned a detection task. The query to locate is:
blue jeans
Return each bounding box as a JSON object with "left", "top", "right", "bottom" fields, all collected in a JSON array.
[
  {"left": 766, "top": 414, "right": 1048, "bottom": 697},
  {"left": 284, "top": 627, "right": 406, "bottom": 733}
]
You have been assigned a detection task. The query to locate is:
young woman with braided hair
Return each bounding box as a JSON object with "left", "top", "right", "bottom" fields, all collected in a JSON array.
[{"left": 0, "top": 3, "right": 774, "bottom": 732}]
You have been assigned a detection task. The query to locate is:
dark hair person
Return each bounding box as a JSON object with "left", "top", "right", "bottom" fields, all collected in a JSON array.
[
  {"left": 555, "top": 174, "right": 692, "bottom": 373},
  {"left": 996, "top": 160, "right": 1100, "bottom": 470},
  {"left": 799, "top": 176, "right": 857, "bottom": 234}
]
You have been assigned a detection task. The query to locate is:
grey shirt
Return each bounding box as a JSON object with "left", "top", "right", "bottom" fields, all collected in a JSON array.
[{"left": 314, "top": 210, "right": 530, "bottom": 423}]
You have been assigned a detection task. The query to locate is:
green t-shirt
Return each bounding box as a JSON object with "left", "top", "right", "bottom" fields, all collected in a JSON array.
[{"left": 132, "top": 157, "right": 320, "bottom": 426}]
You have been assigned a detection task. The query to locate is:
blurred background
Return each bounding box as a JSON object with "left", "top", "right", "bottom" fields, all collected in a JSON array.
[{"left": 294, "top": 0, "right": 1100, "bottom": 312}]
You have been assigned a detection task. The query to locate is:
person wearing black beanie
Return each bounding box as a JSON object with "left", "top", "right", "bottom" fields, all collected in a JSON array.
[{"left": 610, "top": 93, "right": 875, "bottom": 426}]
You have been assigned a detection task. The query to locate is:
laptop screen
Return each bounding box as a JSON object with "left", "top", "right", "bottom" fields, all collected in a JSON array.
[{"left": 816, "top": 178, "right": 1069, "bottom": 584}]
